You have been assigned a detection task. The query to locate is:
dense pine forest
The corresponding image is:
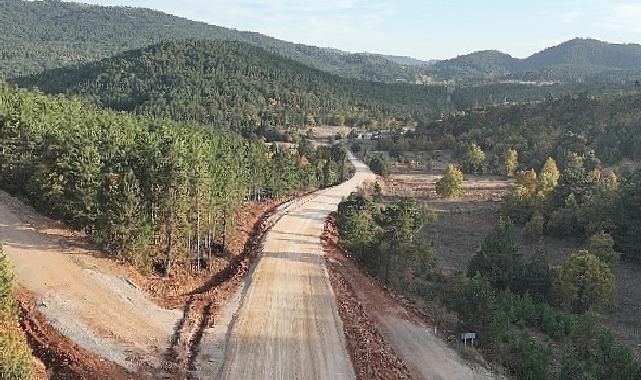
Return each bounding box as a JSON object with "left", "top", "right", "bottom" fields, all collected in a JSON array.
[
  {"left": 0, "top": 0, "right": 425, "bottom": 82},
  {"left": 4, "top": 0, "right": 641, "bottom": 87},
  {"left": 15, "top": 40, "right": 449, "bottom": 133},
  {"left": 17, "top": 40, "right": 630, "bottom": 136},
  {"left": 0, "top": 82, "right": 349, "bottom": 272}
]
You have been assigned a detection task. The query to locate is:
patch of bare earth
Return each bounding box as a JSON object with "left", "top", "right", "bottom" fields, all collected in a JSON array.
[
  {"left": 0, "top": 190, "right": 179, "bottom": 377},
  {"left": 605, "top": 261, "right": 641, "bottom": 359},
  {"left": 323, "top": 215, "right": 497, "bottom": 380},
  {"left": 16, "top": 289, "right": 139, "bottom": 380},
  {"left": 386, "top": 172, "right": 512, "bottom": 202},
  {"left": 420, "top": 205, "right": 499, "bottom": 274},
  {"left": 0, "top": 188, "right": 296, "bottom": 378}
]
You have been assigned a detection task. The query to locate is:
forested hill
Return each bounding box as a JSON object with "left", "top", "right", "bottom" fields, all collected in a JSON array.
[
  {"left": 15, "top": 40, "right": 448, "bottom": 133},
  {"left": 0, "top": 82, "right": 352, "bottom": 271},
  {"left": 419, "top": 92, "right": 641, "bottom": 170},
  {"left": 429, "top": 38, "right": 641, "bottom": 83},
  {"left": 0, "top": 0, "right": 423, "bottom": 82},
  {"left": 526, "top": 38, "right": 641, "bottom": 70}
]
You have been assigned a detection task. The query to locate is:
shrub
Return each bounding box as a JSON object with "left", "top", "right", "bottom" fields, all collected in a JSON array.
[
  {"left": 468, "top": 218, "right": 521, "bottom": 290},
  {"left": 524, "top": 211, "right": 545, "bottom": 242},
  {"left": 552, "top": 251, "right": 615, "bottom": 313},
  {"left": 435, "top": 164, "right": 463, "bottom": 199},
  {"left": 0, "top": 244, "right": 33, "bottom": 379},
  {"left": 505, "top": 149, "right": 519, "bottom": 177},
  {"left": 455, "top": 274, "right": 496, "bottom": 334},
  {"left": 508, "top": 335, "right": 551, "bottom": 380},
  {"left": 369, "top": 154, "right": 390, "bottom": 178},
  {"left": 0, "top": 321, "right": 34, "bottom": 380},
  {"left": 558, "top": 329, "right": 641, "bottom": 380},
  {"left": 587, "top": 232, "right": 618, "bottom": 265},
  {"left": 516, "top": 246, "right": 552, "bottom": 300}
]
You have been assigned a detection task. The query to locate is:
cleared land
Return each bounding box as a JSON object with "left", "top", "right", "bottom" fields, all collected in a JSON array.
[
  {"left": 388, "top": 163, "right": 641, "bottom": 374},
  {"left": 0, "top": 190, "right": 181, "bottom": 375},
  {"left": 387, "top": 172, "right": 512, "bottom": 202}
]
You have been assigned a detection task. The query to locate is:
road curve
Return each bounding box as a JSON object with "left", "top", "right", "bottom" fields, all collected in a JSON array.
[
  {"left": 218, "top": 153, "right": 375, "bottom": 380},
  {"left": 0, "top": 190, "right": 180, "bottom": 371}
]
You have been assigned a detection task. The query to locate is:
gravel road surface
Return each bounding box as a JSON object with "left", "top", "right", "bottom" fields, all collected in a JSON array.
[{"left": 217, "top": 154, "right": 374, "bottom": 380}]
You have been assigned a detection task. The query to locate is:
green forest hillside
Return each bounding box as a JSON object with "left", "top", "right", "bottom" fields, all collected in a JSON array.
[
  {"left": 0, "top": 0, "right": 422, "bottom": 82},
  {"left": 420, "top": 92, "right": 641, "bottom": 170},
  {"left": 15, "top": 40, "right": 448, "bottom": 133},
  {"left": 430, "top": 38, "right": 641, "bottom": 83},
  {"left": 0, "top": 81, "right": 351, "bottom": 271}
]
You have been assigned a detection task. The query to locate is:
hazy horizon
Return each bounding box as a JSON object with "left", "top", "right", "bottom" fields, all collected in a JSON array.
[{"left": 62, "top": 0, "right": 641, "bottom": 60}]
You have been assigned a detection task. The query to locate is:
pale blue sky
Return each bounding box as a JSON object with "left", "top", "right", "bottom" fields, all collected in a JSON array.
[{"left": 67, "top": 0, "right": 641, "bottom": 60}]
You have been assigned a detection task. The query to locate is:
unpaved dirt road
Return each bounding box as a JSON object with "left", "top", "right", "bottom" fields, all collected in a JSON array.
[
  {"left": 377, "top": 317, "right": 495, "bottom": 380},
  {"left": 0, "top": 190, "right": 180, "bottom": 372},
  {"left": 216, "top": 154, "right": 375, "bottom": 380}
]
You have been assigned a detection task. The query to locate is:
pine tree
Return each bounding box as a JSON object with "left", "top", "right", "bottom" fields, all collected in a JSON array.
[
  {"left": 436, "top": 164, "right": 464, "bottom": 198},
  {"left": 505, "top": 148, "right": 518, "bottom": 177},
  {"left": 538, "top": 158, "right": 560, "bottom": 195}
]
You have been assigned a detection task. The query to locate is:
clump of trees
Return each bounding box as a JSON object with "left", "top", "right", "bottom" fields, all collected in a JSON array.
[
  {"left": 337, "top": 192, "right": 433, "bottom": 287},
  {"left": 587, "top": 232, "right": 618, "bottom": 265},
  {"left": 0, "top": 244, "right": 34, "bottom": 379},
  {"left": 455, "top": 142, "right": 485, "bottom": 174},
  {"left": 455, "top": 218, "right": 637, "bottom": 379},
  {"left": 355, "top": 145, "right": 391, "bottom": 178},
  {"left": 368, "top": 154, "right": 391, "bottom": 178},
  {"left": 505, "top": 149, "right": 519, "bottom": 177},
  {"left": 436, "top": 164, "right": 464, "bottom": 198},
  {"left": 552, "top": 251, "right": 615, "bottom": 313},
  {"left": 501, "top": 150, "right": 641, "bottom": 263},
  {"left": 0, "top": 83, "right": 348, "bottom": 274}
]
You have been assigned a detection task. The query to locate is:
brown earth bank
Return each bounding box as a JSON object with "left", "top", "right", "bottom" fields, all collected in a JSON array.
[
  {"left": 322, "top": 218, "right": 412, "bottom": 380},
  {"left": 156, "top": 196, "right": 301, "bottom": 378},
  {"left": 322, "top": 214, "right": 497, "bottom": 380},
  {"left": 16, "top": 289, "right": 142, "bottom": 380},
  {"left": 1, "top": 188, "right": 297, "bottom": 378}
]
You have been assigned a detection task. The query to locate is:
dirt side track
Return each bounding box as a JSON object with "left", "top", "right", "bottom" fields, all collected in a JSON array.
[
  {"left": 0, "top": 188, "right": 299, "bottom": 378},
  {"left": 323, "top": 216, "right": 498, "bottom": 380},
  {"left": 0, "top": 190, "right": 181, "bottom": 376}
]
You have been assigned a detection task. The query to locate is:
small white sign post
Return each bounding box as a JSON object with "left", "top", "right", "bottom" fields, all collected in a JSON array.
[{"left": 461, "top": 332, "right": 476, "bottom": 347}]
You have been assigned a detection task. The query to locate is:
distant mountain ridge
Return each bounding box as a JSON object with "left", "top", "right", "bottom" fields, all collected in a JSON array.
[
  {"left": 0, "top": 0, "right": 425, "bottom": 82},
  {"left": 430, "top": 38, "right": 641, "bottom": 82},
  {"left": 2, "top": 1, "right": 639, "bottom": 85},
  {"left": 382, "top": 55, "right": 439, "bottom": 66}
]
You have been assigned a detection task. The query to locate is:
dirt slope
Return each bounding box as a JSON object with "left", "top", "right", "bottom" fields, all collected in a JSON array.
[
  {"left": 0, "top": 190, "right": 181, "bottom": 373},
  {"left": 215, "top": 154, "right": 375, "bottom": 380}
]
